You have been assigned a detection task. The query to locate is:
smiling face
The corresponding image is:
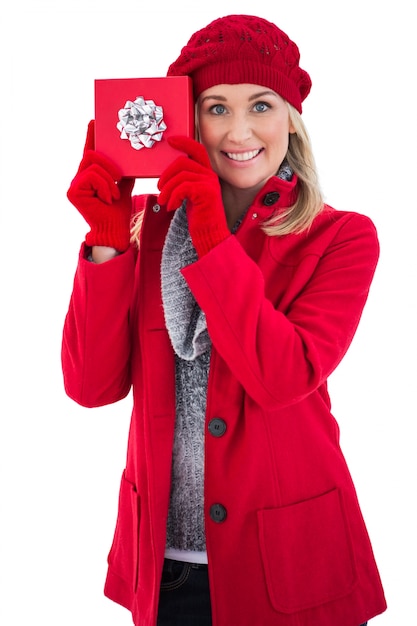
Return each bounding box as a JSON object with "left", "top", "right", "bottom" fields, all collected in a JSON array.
[{"left": 197, "top": 83, "right": 295, "bottom": 197}]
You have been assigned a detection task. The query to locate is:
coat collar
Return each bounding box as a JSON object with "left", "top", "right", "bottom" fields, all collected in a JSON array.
[{"left": 251, "top": 174, "right": 299, "bottom": 217}]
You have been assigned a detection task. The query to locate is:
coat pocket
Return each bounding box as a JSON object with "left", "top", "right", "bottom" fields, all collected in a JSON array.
[
  {"left": 107, "top": 471, "right": 140, "bottom": 592},
  {"left": 257, "top": 488, "right": 357, "bottom": 613}
]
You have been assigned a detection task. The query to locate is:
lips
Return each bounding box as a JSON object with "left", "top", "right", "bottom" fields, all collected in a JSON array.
[{"left": 224, "top": 149, "right": 262, "bottom": 162}]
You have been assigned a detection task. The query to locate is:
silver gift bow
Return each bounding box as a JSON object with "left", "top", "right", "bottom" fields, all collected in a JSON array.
[{"left": 116, "top": 96, "right": 167, "bottom": 150}]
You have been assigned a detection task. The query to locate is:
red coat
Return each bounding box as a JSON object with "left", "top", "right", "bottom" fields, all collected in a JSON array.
[{"left": 62, "top": 175, "right": 387, "bottom": 626}]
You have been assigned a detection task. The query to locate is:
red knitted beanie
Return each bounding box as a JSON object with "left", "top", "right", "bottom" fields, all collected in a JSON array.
[{"left": 167, "top": 14, "right": 312, "bottom": 113}]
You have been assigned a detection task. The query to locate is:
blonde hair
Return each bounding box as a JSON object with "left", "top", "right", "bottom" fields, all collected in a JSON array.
[
  {"left": 130, "top": 210, "right": 144, "bottom": 248},
  {"left": 130, "top": 102, "right": 324, "bottom": 246},
  {"left": 261, "top": 104, "right": 324, "bottom": 236}
]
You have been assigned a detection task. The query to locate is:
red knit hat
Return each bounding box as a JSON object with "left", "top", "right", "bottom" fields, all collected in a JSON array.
[{"left": 167, "top": 14, "right": 312, "bottom": 113}]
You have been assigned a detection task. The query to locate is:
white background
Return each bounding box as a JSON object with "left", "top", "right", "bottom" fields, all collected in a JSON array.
[{"left": 0, "top": 1, "right": 415, "bottom": 624}]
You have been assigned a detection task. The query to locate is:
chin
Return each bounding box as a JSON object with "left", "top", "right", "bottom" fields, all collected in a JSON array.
[{"left": 227, "top": 174, "right": 268, "bottom": 191}]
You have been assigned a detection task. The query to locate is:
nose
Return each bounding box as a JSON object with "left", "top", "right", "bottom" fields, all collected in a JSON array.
[{"left": 226, "top": 113, "right": 252, "bottom": 144}]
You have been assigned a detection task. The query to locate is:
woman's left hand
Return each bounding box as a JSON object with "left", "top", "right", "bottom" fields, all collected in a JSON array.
[{"left": 157, "top": 136, "right": 230, "bottom": 257}]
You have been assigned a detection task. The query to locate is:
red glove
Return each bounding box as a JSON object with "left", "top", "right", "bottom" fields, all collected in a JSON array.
[
  {"left": 67, "top": 120, "right": 135, "bottom": 251},
  {"left": 157, "top": 136, "right": 230, "bottom": 257}
]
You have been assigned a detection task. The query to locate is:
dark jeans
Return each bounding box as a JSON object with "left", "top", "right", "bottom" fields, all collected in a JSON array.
[
  {"left": 156, "top": 558, "right": 368, "bottom": 626},
  {"left": 157, "top": 559, "right": 212, "bottom": 626}
]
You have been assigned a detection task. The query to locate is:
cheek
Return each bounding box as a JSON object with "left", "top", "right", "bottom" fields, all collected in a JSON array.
[
  {"left": 198, "top": 112, "right": 226, "bottom": 147},
  {"left": 198, "top": 127, "right": 222, "bottom": 168},
  {"left": 270, "top": 131, "right": 290, "bottom": 158},
  {"left": 198, "top": 122, "right": 216, "bottom": 149}
]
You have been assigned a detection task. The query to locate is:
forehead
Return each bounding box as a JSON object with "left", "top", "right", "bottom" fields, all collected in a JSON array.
[{"left": 199, "top": 83, "right": 282, "bottom": 102}]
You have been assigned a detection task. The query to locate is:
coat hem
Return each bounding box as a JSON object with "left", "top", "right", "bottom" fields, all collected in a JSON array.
[{"left": 104, "top": 567, "right": 133, "bottom": 613}]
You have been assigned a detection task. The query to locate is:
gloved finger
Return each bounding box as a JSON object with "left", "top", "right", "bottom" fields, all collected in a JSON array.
[
  {"left": 158, "top": 156, "right": 208, "bottom": 191},
  {"left": 77, "top": 149, "right": 123, "bottom": 181},
  {"left": 160, "top": 174, "right": 211, "bottom": 211},
  {"left": 83, "top": 120, "right": 95, "bottom": 155},
  {"left": 159, "top": 178, "right": 188, "bottom": 211},
  {"left": 167, "top": 135, "right": 211, "bottom": 169},
  {"left": 67, "top": 172, "right": 116, "bottom": 206},
  {"left": 68, "top": 164, "right": 121, "bottom": 205},
  {"left": 74, "top": 121, "right": 96, "bottom": 175},
  {"left": 164, "top": 180, "right": 213, "bottom": 212},
  {"left": 158, "top": 169, "right": 209, "bottom": 207},
  {"left": 163, "top": 184, "right": 188, "bottom": 212}
]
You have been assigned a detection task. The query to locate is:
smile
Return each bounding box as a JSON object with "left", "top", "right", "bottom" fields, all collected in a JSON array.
[{"left": 224, "top": 149, "right": 262, "bottom": 162}]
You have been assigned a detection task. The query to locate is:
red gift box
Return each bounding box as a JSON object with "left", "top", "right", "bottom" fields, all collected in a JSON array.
[{"left": 94, "top": 76, "right": 194, "bottom": 178}]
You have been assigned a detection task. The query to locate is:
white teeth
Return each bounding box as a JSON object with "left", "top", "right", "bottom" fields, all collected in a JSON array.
[{"left": 226, "top": 149, "right": 261, "bottom": 161}]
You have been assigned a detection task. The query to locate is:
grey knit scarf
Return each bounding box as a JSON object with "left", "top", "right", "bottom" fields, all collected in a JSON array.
[{"left": 161, "top": 204, "right": 210, "bottom": 552}]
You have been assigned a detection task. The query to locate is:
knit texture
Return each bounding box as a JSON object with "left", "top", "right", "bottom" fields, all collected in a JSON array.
[
  {"left": 161, "top": 205, "right": 210, "bottom": 552},
  {"left": 161, "top": 204, "right": 211, "bottom": 360},
  {"left": 167, "top": 14, "right": 311, "bottom": 113},
  {"left": 165, "top": 351, "right": 210, "bottom": 552}
]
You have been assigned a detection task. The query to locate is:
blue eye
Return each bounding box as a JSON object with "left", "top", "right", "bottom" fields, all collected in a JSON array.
[
  {"left": 210, "top": 104, "right": 227, "bottom": 115},
  {"left": 254, "top": 101, "right": 270, "bottom": 112}
]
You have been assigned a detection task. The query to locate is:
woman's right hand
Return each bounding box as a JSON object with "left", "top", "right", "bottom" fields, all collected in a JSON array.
[{"left": 67, "top": 120, "right": 135, "bottom": 252}]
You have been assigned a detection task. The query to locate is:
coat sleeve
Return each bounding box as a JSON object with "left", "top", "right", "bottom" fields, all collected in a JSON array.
[
  {"left": 181, "top": 212, "right": 379, "bottom": 410},
  {"left": 61, "top": 244, "right": 136, "bottom": 408}
]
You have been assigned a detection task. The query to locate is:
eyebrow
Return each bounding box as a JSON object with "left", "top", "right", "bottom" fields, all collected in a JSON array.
[
  {"left": 248, "top": 90, "right": 278, "bottom": 101},
  {"left": 200, "top": 90, "right": 278, "bottom": 104}
]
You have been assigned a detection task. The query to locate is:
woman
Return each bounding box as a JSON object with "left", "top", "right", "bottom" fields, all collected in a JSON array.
[{"left": 62, "top": 14, "right": 387, "bottom": 626}]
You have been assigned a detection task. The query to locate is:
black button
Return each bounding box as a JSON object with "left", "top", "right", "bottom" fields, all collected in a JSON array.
[
  {"left": 208, "top": 418, "right": 227, "bottom": 437},
  {"left": 210, "top": 504, "right": 227, "bottom": 523},
  {"left": 263, "top": 192, "right": 280, "bottom": 206}
]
